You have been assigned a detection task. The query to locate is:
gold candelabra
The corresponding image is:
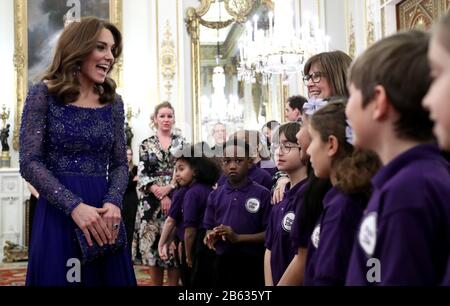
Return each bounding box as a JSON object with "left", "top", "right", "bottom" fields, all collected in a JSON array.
[
  {"left": 126, "top": 105, "right": 140, "bottom": 123},
  {"left": 1, "top": 105, "right": 10, "bottom": 129},
  {"left": 0, "top": 104, "right": 11, "bottom": 168}
]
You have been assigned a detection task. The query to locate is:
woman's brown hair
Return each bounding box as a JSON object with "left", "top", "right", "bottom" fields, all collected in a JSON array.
[
  {"left": 42, "top": 16, "right": 123, "bottom": 104},
  {"left": 310, "top": 100, "right": 381, "bottom": 196},
  {"left": 303, "top": 51, "right": 353, "bottom": 98}
]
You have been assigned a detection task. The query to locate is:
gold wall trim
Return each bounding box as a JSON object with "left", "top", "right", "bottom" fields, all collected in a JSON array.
[
  {"left": 13, "top": 0, "right": 27, "bottom": 151},
  {"left": 160, "top": 20, "right": 176, "bottom": 102},
  {"left": 110, "top": 0, "right": 123, "bottom": 87},
  {"left": 176, "top": 0, "right": 181, "bottom": 119},
  {"left": 13, "top": 0, "right": 123, "bottom": 151},
  {"left": 156, "top": 0, "right": 161, "bottom": 103}
]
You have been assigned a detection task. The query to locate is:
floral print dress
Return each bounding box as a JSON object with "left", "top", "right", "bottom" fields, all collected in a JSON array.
[{"left": 132, "top": 134, "right": 184, "bottom": 267}]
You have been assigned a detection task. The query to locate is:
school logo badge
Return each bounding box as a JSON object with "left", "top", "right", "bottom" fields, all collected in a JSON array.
[
  {"left": 311, "top": 224, "right": 321, "bottom": 249},
  {"left": 359, "top": 212, "right": 377, "bottom": 256},
  {"left": 245, "top": 198, "right": 260, "bottom": 213},
  {"left": 282, "top": 212, "right": 295, "bottom": 232}
]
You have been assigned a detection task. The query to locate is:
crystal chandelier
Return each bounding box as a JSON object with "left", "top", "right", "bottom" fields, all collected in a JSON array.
[
  {"left": 238, "top": 0, "right": 330, "bottom": 83},
  {"left": 200, "top": 2, "right": 244, "bottom": 138}
]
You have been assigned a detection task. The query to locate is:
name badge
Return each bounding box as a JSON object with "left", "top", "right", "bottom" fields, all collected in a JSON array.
[
  {"left": 311, "top": 224, "right": 321, "bottom": 249},
  {"left": 358, "top": 212, "right": 377, "bottom": 256},
  {"left": 282, "top": 212, "right": 295, "bottom": 232},
  {"left": 245, "top": 198, "right": 260, "bottom": 213}
]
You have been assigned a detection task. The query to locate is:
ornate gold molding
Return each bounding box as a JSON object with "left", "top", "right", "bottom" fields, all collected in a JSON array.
[
  {"left": 397, "top": 0, "right": 447, "bottom": 30},
  {"left": 13, "top": 0, "right": 27, "bottom": 151},
  {"left": 345, "top": 0, "right": 356, "bottom": 59},
  {"left": 199, "top": 18, "right": 234, "bottom": 29},
  {"left": 13, "top": 0, "right": 123, "bottom": 151},
  {"left": 224, "top": 0, "right": 255, "bottom": 23},
  {"left": 110, "top": 0, "right": 123, "bottom": 88},
  {"left": 160, "top": 20, "right": 176, "bottom": 102},
  {"left": 365, "top": 0, "right": 376, "bottom": 47}
]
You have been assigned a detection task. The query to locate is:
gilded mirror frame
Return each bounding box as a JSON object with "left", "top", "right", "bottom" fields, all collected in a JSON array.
[
  {"left": 13, "top": 0, "right": 123, "bottom": 150},
  {"left": 186, "top": 0, "right": 275, "bottom": 143}
]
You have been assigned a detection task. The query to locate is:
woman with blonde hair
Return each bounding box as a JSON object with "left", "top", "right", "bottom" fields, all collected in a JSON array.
[{"left": 133, "top": 101, "right": 185, "bottom": 286}]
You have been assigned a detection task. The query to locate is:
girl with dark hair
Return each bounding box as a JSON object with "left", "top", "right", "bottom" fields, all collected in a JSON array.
[
  {"left": 158, "top": 143, "right": 221, "bottom": 286},
  {"left": 304, "top": 101, "right": 380, "bottom": 285}
]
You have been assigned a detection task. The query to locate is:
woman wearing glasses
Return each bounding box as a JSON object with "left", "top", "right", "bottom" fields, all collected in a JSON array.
[
  {"left": 302, "top": 50, "right": 352, "bottom": 99},
  {"left": 273, "top": 51, "right": 353, "bottom": 204},
  {"left": 276, "top": 51, "right": 352, "bottom": 286}
]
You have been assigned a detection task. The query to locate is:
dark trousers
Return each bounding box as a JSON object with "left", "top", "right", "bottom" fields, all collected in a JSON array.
[
  {"left": 179, "top": 241, "right": 192, "bottom": 287},
  {"left": 191, "top": 229, "right": 216, "bottom": 287},
  {"left": 213, "top": 252, "right": 265, "bottom": 288}
]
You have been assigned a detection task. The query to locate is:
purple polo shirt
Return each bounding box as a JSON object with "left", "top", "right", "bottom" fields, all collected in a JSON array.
[
  {"left": 265, "top": 179, "right": 308, "bottom": 285},
  {"left": 168, "top": 186, "right": 189, "bottom": 241},
  {"left": 203, "top": 178, "right": 271, "bottom": 256},
  {"left": 217, "top": 164, "right": 273, "bottom": 191},
  {"left": 346, "top": 144, "right": 450, "bottom": 286},
  {"left": 304, "top": 187, "right": 366, "bottom": 286},
  {"left": 289, "top": 181, "right": 311, "bottom": 249},
  {"left": 183, "top": 182, "right": 213, "bottom": 230}
]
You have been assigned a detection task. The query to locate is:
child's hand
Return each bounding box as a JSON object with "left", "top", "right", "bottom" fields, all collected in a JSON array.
[
  {"left": 186, "top": 256, "right": 193, "bottom": 268},
  {"left": 158, "top": 242, "right": 169, "bottom": 261},
  {"left": 169, "top": 241, "right": 177, "bottom": 258},
  {"left": 213, "top": 224, "right": 239, "bottom": 244},
  {"left": 204, "top": 230, "right": 218, "bottom": 251}
]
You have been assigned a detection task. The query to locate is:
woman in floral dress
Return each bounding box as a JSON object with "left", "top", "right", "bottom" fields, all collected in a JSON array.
[{"left": 133, "top": 101, "right": 184, "bottom": 286}]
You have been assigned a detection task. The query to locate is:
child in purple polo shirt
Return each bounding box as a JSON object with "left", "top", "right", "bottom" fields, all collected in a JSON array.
[
  {"left": 158, "top": 143, "right": 220, "bottom": 286},
  {"left": 345, "top": 30, "right": 450, "bottom": 285},
  {"left": 179, "top": 144, "right": 221, "bottom": 287},
  {"left": 217, "top": 130, "right": 274, "bottom": 191},
  {"left": 204, "top": 138, "right": 271, "bottom": 287},
  {"left": 264, "top": 122, "right": 309, "bottom": 286},
  {"left": 304, "top": 100, "right": 381, "bottom": 286},
  {"left": 158, "top": 185, "right": 189, "bottom": 259},
  {"left": 278, "top": 100, "right": 332, "bottom": 286}
]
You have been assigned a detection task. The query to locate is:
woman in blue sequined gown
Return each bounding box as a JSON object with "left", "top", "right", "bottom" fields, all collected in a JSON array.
[{"left": 19, "top": 17, "right": 136, "bottom": 286}]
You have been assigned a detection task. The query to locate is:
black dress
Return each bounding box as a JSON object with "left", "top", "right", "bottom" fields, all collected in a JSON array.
[{"left": 122, "top": 165, "right": 139, "bottom": 255}]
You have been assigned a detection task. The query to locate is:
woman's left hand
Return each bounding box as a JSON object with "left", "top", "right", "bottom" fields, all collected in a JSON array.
[
  {"left": 153, "top": 185, "right": 172, "bottom": 200},
  {"left": 101, "top": 203, "right": 122, "bottom": 244}
]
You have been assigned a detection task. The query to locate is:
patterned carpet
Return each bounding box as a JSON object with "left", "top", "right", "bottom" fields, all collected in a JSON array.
[{"left": 0, "top": 263, "right": 163, "bottom": 286}]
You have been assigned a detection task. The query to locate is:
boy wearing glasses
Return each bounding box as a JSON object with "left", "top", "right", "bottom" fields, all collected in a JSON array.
[
  {"left": 264, "top": 122, "right": 309, "bottom": 286},
  {"left": 203, "top": 138, "right": 271, "bottom": 287}
]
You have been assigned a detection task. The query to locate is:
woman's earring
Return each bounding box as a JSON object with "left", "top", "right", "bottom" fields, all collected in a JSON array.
[{"left": 73, "top": 65, "right": 81, "bottom": 76}]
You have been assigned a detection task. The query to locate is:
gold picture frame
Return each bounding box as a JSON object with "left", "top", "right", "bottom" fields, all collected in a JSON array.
[{"left": 12, "top": 0, "right": 123, "bottom": 150}]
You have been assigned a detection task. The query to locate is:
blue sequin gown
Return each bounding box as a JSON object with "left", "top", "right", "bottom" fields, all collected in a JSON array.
[{"left": 20, "top": 83, "right": 137, "bottom": 286}]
